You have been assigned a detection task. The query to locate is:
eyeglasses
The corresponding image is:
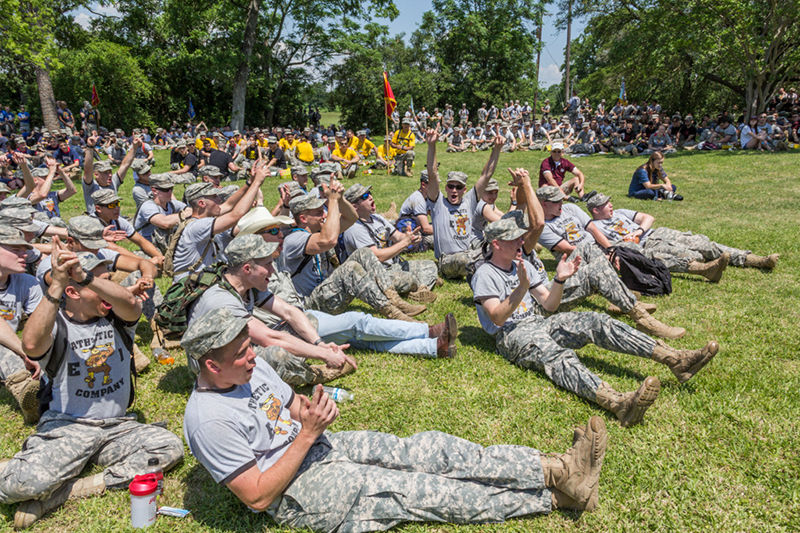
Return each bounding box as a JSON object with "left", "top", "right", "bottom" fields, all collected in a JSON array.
[
  {"left": 446, "top": 183, "right": 465, "bottom": 191},
  {"left": 102, "top": 201, "right": 121, "bottom": 209},
  {"left": 359, "top": 192, "right": 371, "bottom": 201},
  {"left": 257, "top": 227, "right": 281, "bottom": 236}
]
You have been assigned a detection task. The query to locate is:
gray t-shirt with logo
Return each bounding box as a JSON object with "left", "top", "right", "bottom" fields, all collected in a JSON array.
[
  {"left": 342, "top": 214, "right": 396, "bottom": 266},
  {"left": 0, "top": 273, "right": 42, "bottom": 331},
  {"left": 134, "top": 199, "right": 187, "bottom": 241},
  {"left": 82, "top": 173, "right": 122, "bottom": 213},
  {"left": 591, "top": 209, "right": 651, "bottom": 244},
  {"left": 428, "top": 188, "right": 477, "bottom": 258},
  {"left": 280, "top": 229, "right": 332, "bottom": 298},
  {"left": 539, "top": 203, "right": 595, "bottom": 256}
]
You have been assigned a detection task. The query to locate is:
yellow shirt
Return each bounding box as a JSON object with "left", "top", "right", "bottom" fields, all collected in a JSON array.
[
  {"left": 257, "top": 138, "right": 269, "bottom": 148},
  {"left": 332, "top": 146, "right": 358, "bottom": 162},
  {"left": 295, "top": 141, "right": 315, "bottom": 163},
  {"left": 195, "top": 137, "right": 218, "bottom": 150},
  {"left": 353, "top": 138, "right": 376, "bottom": 158},
  {"left": 279, "top": 138, "right": 298, "bottom": 152},
  {"left": 376, "top": 144, "right": 393, "bottom": 160},
  {"left": 347, "top": 137, "right": 359, "bottom": 149},
  {"left": 392, "top": 130, "right": 415, "bottom": 150}
]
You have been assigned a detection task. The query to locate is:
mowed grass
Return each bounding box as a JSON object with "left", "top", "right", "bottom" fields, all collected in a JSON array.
[{"left": 1, "top": 145, "right": 799, "bottom": 532}]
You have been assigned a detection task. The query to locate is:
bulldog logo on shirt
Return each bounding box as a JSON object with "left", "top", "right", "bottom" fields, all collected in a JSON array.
[
  {"left": 611, "top": 219, "right": 630, "bottom": 236},
  {"left": 453, "top": 214, "right": 469, "bottom": 237},
  {"left": 260, "top": 393, "right": 282, "bottom": 421},
  {"left": 564, "top": 221, "right": 582, "bottom": 243},
  {"left": 0, "top": 306, "right": 14, "bottom": 321},
  {"left": 83, "top": 343, "right": 114, "bottom": 388}
]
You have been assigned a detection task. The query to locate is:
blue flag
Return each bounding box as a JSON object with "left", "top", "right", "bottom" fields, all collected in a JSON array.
[
  {"left": 618, "top": 78, "right": 627, "bottom": 106},
  {"left": 188, "top": 99, "right": 196, "bottom": 119}
]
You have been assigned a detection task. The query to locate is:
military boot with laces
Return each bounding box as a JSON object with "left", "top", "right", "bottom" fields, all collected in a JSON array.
[
  {"left": 651, "top": 340, "right": 719, "bottom": 383},
  {"left": 595, "top": 377, "right": 661, "bottom": 427}
]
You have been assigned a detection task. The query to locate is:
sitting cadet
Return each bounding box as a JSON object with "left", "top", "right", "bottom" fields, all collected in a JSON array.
[
  {"left": 81, "top": 134, "right": 137, "bottom": 213},
  {"left": 425, "top": 129, "right": 502, "bottom": 279},
  {"left": 27, "top": 158, "right": 77, "bottom": 223},
  {"left": 537, "top": 185, "right": 686, "bottom": 339},
  {"left": 132, "top": 173, "right": 190, "bottom": 254},
  {"left": 343, "top": 183, "right": 439, "bottom": 303},
  {"left": 472, "top": 218, "right": 719, "bottom": 427},
  {"left": 587, "top": 193, "right": 779, "bottom": 272},
  {"left": 281, "top": 179, "right": 425, "bottom": 321},
  {"left": 1, "top": 243, "right": 183, "bottom": 528},
  {"left": 0, "top": 227, "right": 43, "bottom": 425},
  {"left": 391, "top": 118, "right": 416, "bottom": 176},
  {"left": 397, "top": 171, "right": 434, "bottom": 252},
  {"left": 470, "top": 177, "right": 503, "bottom": 241},
  {"left": 330, "top": 132, "right": 360, "bottom": 179},
  {"left": 182, "top": 307, "right": 608, "bottom": 531}
]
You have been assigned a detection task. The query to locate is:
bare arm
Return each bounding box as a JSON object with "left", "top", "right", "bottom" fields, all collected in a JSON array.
[
  {"left": 82, "top": 137, "right": 96, "bottom": 184},
  {"left": 127, "top": 232, "right": 163, "bottom": 262},
  {"left": 0, "top": 319, "right": 25, "bottom": 357},
  {"left": 337, "top": 193, "right": 358, "bottom": 232},
  {"left": 529, "top": 255, "right": 581, "bottom": 312},
  {"left": 116, "top": 137, "right": 141, "bottom": 182},
  {"left": 414, "top": 214, "right": 433, "bottom": 235},
  {"left": 57, "top": 167, "right": 77, "bottom": 202},
  {"left": 305, "top": 181, "right": 344, "bottom": 254},
  {"left": 479, "top": 262, "right": 531, "bottom": 327},
  {"left": 213, "top": 162, "right": 268, "bottom": 235},
  {"left": 474, "top": 136, "right": 503, "bottom": 198},
  {"left": 585, "top": 221, "right": 613, "bottom": 249},
  {"left": 633, "top": 212, "right": 655, "bottom": 232},
  {"left": 14, "top": 154, "right": 36, "bottom": 198},
  {"left": 511, "top": 168, "right": 545, "bottom": 253}
]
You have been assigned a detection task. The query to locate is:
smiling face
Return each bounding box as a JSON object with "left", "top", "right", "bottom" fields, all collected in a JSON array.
[
  {"left": 243, "top": 256, "right": 275, "bottom": 292},
  {"left": 446, "top": 181, "right": 466, "bottom": 204}
]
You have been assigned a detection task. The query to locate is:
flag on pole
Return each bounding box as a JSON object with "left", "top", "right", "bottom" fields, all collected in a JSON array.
[
  {"left": 188, "top": 99, "right": 196, "bottom": 119},
  {"left": 618, "top": 78, "right": 627, "bottom": 106},
  {"left": 383, "top": 72, "right": 396, "bottom": 118},
  {"left": 90, "top": 84, "right": 100, "bottom": 107},
  {"left": 409, "top": 96, "right": 416, "bottom": 117}
]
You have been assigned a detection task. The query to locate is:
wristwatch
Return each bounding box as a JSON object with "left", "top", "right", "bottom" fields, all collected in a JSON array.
[{"left": 77, "top": 271, "right": 95, "bottom": 287}]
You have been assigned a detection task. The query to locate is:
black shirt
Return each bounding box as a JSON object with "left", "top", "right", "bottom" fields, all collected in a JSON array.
[{"left": 205, "top": 149, "right": 232, "bottom": 171}]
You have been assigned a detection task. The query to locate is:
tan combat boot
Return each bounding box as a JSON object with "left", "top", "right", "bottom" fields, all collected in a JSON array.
[
  {"left": 378, "top": 304, "right": 419, "bottom": 323},
  {"left": 14, "top": 473, "right": 105, "bottom": 529},
  {"left": 595, "top": 377, "right": 661, "bottom": 427},
  {"left": 651, "top": 340, "right": 719, "bottom": 383},
  {"left": 407, "top": 286, "right": 437, "bottom": 304},
  {"left": 744, "top": 253, "right": 779, "bottom": 270},
  {"left": 606, "top": 301, "right": 656, "bottom": 314},
  {"left": 688, "top": 253, "right": 729, "bottom": 282},
  {"left": 5, "top": 371, "right": 40, "bottom": 425},
  {"left": 541, "top": 416, "right": 608, "bottom": 511},
  {"left": 384, "top": 287, "right": 427, "bottom": 317},
  {"left": 309, "top": 362, "right": 356, "bottom": 385},
  {"left": 132, "top": 344, "right": 151, "bottom": 373},
  {"left": 628, "top": 302, "right": 685, "bottom": 339}
]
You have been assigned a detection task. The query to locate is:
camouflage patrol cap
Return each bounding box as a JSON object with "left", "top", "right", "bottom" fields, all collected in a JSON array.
[
  {"left": 288, "top": 194, "right": 326, "bottom": 215},
  {"left": 76, "top": 251, "right": 112, "bottom": 273},
  {"left": 0, "top": 196, "right": 33, "bottom": 210},
  {"left": 224, "top": 234, "right": 279, "bottom": 267},
  {"left": 91, "top": 188, "right": 121, "bottom": 206},
  {"left": 484, "top": 218, "right": 527, "bottom": 242},
  {"left": 181, "top": 307, "right": 250, "bottom": 361},
  {"left": 175, "top": 140, "right": 187, "bottom": 148},
  {"left": 586, "top": 193, "right": 611, "bottom": 211},
  {"left": 419, "top": 170, "right": 428, "bottom": 183},
  {"left": 501, "top": 209, "right": 529, "bottom": 230},
  {"left": 484, "top": 178, "right": 499, "bottom": 192},
  {"left": 356, "top": 130, "right": 367, "bottom": 136},
  {"left": 199, "top": 165, "right": 223, "bottom": 177},
  {"left": 131, "top": 160, "right": 152, "bottom": 174},
  {"left": 218, "top": 184, "right": 240, "bottom": 202},
  {"left": 536, "top": 185, "right": 568, "bottom": 203},
  {"left": 0, "top": 226, "right": 32, "bottom": 248},
  {"left": 149, "top": 173, "right": 175, "bottom": 189},
  {"left": 93, "top": 159, "right": 114, "bottom": 173},
  {"left": 446, "top": 171, "right": 468, "bottom": 185},
  {"left": 184, "top": 182, "right": 219, "bottom": 203},
  {"left": 401, "top": 118, "right": 413, "bottom": 125},
  {"left": 0, "top": 183, "right": 11, "bottom": 194},
  {"left": 31, "top": 167, "right": 50, "bottom": 178},
  {"left": 0, "top": 208, "right": 40, "bottom": 232},
  {"left": 291, "top": 165, "right": 309, "bottom": 176},
  {"left": 344, "top": 183, "right": 372, "bottom": 203},
  {"left": 267, "top": 136, "right": 278, "bottom": 143},
  {"left": 67, "top": 215, "right": 108, "bottom": 249}
]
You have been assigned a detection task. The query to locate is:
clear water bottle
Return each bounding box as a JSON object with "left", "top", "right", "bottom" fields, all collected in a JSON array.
[
  {"left": 145, "top": 458, "right": 164, "bottom": 496},
  {"left": 322, "top": 386, "right": 354, "bottom": 402},
  {"left": 152, "top": 347, "right": 174, "bottom": 366}
]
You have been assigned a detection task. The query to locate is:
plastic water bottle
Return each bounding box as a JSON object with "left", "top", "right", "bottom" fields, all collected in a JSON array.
[
  {"left": 129, "top": 474, "right": 159, "bottom": 528},
  {"left": 145, "top": 458, "right": 164, "bottom": 495},
  {"left": 152, "top": 347, "right": 174, "bottom": 366},
  {"left": 322, "top": 386, "right": 354, "bottom": 402}
]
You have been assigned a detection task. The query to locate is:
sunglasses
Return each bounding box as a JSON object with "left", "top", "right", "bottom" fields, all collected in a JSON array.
[
  {"left": 257, "top": 227, "right": 281, "bottom": 236},
  {"left": 551, "top": 150, "right": 562, "bottom": 154},
  {"left": 153, "top": 187, "right": 172, "bottom": 193},
  {"left": 446, "top": 183, "right": 465, "bottom": 191},
  {"left": 102, "top": 201, "right": 121, "bottom": 209},
  {"left": 359, "top": 192, "right": 371, "bottom": 201}
]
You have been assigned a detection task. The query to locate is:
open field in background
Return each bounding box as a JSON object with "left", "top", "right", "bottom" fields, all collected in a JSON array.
[
  {"left": 1, "top": 146, "right": 799, "bottom": 531},
  {"left": 318, "top": 110, "right": 342, "bottom": 127}
]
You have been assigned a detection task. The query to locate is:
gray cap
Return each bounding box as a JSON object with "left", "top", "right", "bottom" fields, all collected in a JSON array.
[
  {"left": 0, "top": 226, "right": 32, "bottom": 248},
  {"left": 536, "top": 185, "right": 568, "bottom": 202},
  {"left": 344, "top": 183, "right": 372, "bottom": 203},
  {"left": 289, "top": 188, "right": 307, "bottom": 200},
  {"left": 0, "top": 208, "right": 40, "bottom": 232},
  {"left": 184, "top": 182, "right": 219, "bottom": 203},
  {"left": 356, "top": 129, "right": 367, "bottom": 136},
  {"left": 93, "top": 159, "right": 113, "bottom": 173},
  {"left": 175, "top": 140, "right": 187, "bottom": 148},
  {"left": 31, "top": 167, "right": 50, "bottom": 178},
  {"left": 225, "top": 234, "right": 280, "bottom": 267},
  {"left": 291, "top": 165, "right": 309, "bottom": 176},
  {"left": 0, "top": 196, "right": 33, "bottom": 210},
  {"left": 149, "top": 173, "right": 175, "bottom": 189},
  {"left": 484, "top": 178, "right": 499, "bottom": 192},
  {"left": 420, "top": 170, "right": 428, "bottom": 183},
  {"left": 91, "top": 189, "right": 121, "bottom": 206},
  {"left": 586, "top": 193, "right": 611, "bottom": 211},
  {"left": 218, "top": 184, "right": 240, "bottom": 202},
  {"left": 267, "top": 136, "right": 278, "bottom": 143},
  {"left": 76, "top": 251, "right": 112, "bottom": 273},
  {"left": 0, "top": 183, "right": 11, "bottom": 194},
  {"left": 484, "top": 218, "right": 527, "bottom": 242},
  {"left": 446, "top": 171, "right": 468, "bottom": 185},
  {"left": 131, "top": 160, "right": 152, "bottom": 174},
  {"left": 402, "top": 118, "right": 413, "bottom": 125},
  {"left": 67, "top": 215, "right": 108, "bottom": 249},
  {"left": 551, "top": 142, "right": 564, "bottom": 151},
  {"left": 199, "top": 165, "right": 223, "bottom": 177},
  {"left": 288, "top": 194, "right": 326, "bottom": 215},
  {"left": 181, "top": 307, "right": 250, "bottom": 361}
]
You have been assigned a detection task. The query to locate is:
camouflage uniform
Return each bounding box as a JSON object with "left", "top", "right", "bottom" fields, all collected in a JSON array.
[
  {"left": 438, "top": 243, "right": 484, "bottom": 280},
  {"left": 559, "top": 241, "right": 637, "bottom": 313},
  {"left": 642, "top": 227, "right": 750, "bottom": 268},
  {"left": 250, "top": 311, "right": 321, "bottom": 388}
]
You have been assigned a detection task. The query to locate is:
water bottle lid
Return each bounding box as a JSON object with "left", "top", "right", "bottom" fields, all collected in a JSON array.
[
  {"left": 129, "top": 474, "right": 159, "bottom": 496},
  {"left": 148, "top": 458, "right": 159, "bottom": 466}
]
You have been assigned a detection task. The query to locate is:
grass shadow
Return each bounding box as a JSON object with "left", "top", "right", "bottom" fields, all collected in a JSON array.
[
  {"left": 157, "top": 365, "right": 196, "bottom": 394},
  {"left": 579, "top": 353, "right": 647, "bottom": 382},
  {"left": 457, "top": 325, "right": 496, "bottom": 351}
]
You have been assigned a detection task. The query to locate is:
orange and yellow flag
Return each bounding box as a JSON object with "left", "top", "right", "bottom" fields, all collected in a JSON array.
[{"left": 383, "top": 72, "right": 396, "bottom": 117}]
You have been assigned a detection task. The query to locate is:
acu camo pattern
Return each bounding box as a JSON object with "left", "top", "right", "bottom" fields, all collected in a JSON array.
[{"left": 558, "top": 241, "right": 637, "bottom": 313}]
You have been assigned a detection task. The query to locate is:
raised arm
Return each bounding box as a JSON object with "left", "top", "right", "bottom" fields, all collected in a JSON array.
[
  {"left": 475, "top": 136, "right": 503, "bottom": 198},
  {"left": 14, "top": 153, "right": 36, "bottom": 199},
  {"left": 214, "top": 161, "right": 268, "bottom": 234},
  {"left": 305, "top": 180, "right": 344, "bottom": 254},
  {"left": 117, "top": 137, "right": 141, "bottom": 181}
]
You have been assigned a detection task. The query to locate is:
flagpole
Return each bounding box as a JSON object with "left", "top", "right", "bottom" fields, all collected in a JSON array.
[{"left": 385, "top": 112, "right": 390, "bottom": 177}]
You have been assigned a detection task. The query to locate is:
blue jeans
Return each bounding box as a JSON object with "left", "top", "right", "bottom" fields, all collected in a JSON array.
[
  {"left": 629, "top": 184, "right": 676, "bottom": 200},
  {"left": 311, "top": 310, "right": 437, "bottom": 357}
]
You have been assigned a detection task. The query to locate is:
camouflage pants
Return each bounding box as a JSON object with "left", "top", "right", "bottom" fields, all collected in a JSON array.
[
  {"left": 119, "top": 269, "right": 163, "bottom": 321},
  {"left": 305, "top": 250, "right": 390, "bottom": 315},
  {"left": 386, "top": 259, "right": 438, "bottom": 293},
  {"left": 0, "top": 411, "right": 183, "bottom": 504},
  {"left": 274, "top": 430, "right": 551, "bottom": 532},
  {"left": 496, "top": 311, "right": 655, "bottom": 401},
  {"left": 253, "top": 344, "right": 317, "bottom": 388},
  {"left": 559, "top": 241, "right": 636, "bottom": 313},
  {"left": 644, "top": 227, "right": 750, "bottom": 268},
  {"left": 0, "top": 345, "right": 26, "bottom": 381},
  {"left": 438, "top": 245, "right": 484, "bottom": 280}
]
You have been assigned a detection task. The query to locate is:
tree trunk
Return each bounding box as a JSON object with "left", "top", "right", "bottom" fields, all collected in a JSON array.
[
  {"left": 230, "top": 0, "right": 262, "bottom": 131},
  {"left": 36, "top": 66, "right": 59, "bottom": 131},
  {"left": 564, "top": 0, "right": 572, "bottom": 104},
  {"left": 533, "top": 11, "right": 542, "bottom": 120}
]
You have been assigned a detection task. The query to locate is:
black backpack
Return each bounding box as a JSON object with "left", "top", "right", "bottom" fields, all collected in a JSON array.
[{"left": 610, "top": 246, "right": 672, "bottom": 296}]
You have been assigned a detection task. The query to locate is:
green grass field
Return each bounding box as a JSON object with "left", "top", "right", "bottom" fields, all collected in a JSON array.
[{"left": 1, "top": 146, "right": 799, "bottom": 532}]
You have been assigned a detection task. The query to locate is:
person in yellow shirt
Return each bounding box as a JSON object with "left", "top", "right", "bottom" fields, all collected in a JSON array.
[
  {"left": 352, "top": 130, "right": 389, "bottom": 169},
  {"left": 279, "top": 130, "right": 299, "bottom": 153},
  {"left": 346, "top": 129, "right": 358, "bottom": 149},
  {"left": 294, "top": 132, "right": 315, "bottom": 164},
  {"left": 331, "top": 132, "right": 361, "bottom": 178},
  {"left": 375, "top": 135, "right": 394, "bottom": 169},
  {"left": 391, "top": 118, "right": 416, "bottom": 176}
]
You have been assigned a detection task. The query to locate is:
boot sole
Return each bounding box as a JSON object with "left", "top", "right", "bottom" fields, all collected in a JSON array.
[
  {"left": 563, "top": 416, "right": 608, "bottom": 508},
  {"left": 620, "top": 377, "right": 661, "bottom": 427},
  {"left": 677, "top": 342, "right": 719, "bottom": 383},
  {"left": 706, "top": 253, "right": 729, "bottom": 283}
]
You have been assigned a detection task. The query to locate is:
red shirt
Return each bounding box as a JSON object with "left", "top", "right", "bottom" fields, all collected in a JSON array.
[{"left": 539, "top": 156, "right": 575, "bottom": 187}]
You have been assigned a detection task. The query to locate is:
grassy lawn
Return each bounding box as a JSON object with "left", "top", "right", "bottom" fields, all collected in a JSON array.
[
  {"left": 1, "top": 145, "right": 799, "bottom": 532},
  {"left": 318, "top": 110, "right": 342, "bottom": 127}
]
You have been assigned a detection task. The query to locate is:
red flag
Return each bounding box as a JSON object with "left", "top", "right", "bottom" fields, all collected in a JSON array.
[
  {"left": 91, "top": 84, "right": 100, "bottom": 107},
  {"left": 383, "top": 72, "right": 396, "bottom": 117}
]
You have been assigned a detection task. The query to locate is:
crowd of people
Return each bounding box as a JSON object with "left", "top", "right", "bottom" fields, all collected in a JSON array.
[{"left": 0, "top": 98, "right": 786, "bottom": 532}]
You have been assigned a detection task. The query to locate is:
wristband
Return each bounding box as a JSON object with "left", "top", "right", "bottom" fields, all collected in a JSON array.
[
  {"left": 77, "top": 271, "right": 95, "bottom": 287},
  {"left": 553, "top": 277, "right": 565, "bottom": 285},
  {"left": 44, "top": 290, "right": 61, "bottom": 304},
  {"left": 313, "top": 338, "right": 323, "bottom": 346}
]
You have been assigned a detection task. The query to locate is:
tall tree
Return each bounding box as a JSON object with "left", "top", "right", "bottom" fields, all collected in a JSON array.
[{"left": 230, "top": 0, "right": 262, "bottom": 131}]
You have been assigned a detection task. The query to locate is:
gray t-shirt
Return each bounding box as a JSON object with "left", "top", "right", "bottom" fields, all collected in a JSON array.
[
  {"left": 0, "top": 273, "right": 42, "bottom": 331},
  {"left": 280, "top": 229, "right": 332, "bottom": 298},
  {"left": 36, "top": 248, "right": 119, "bottom": 288},
  {"left": 82, "top": 173, "right": 122, "bottom": 213},
  {"left": 471, "top": 200, "right": 497, "bottom": 241},
  {"left": 172, "top": 217, "right": 218, "bottom": 280},
  {"left": 399, "top": 190, "right": 427, "bottom": 218},
  {"left": 592, "top": 209, "right": 651, "bottom": 244},
  {"left": 134, "top": 199, "right": 187, "bottom": 241},
  {"left": 188, "top": 283, "right": 273, "bottom": 328},
  {"left": 428, "top": 188, "right": 477, "bottom": 258},
  {"left": 132, "top": 183, "right": 151, "bottom": 209},
  {"left": 471, "top": 259, "right": 548, "bottom": 336},
  {"left": 32, "top": 310, "right": 137, "bottom": 419},
  {"left": 539, "top": 203, "right": 595, "bottom": 255},
  {"left": 92, "top": 214, "right": 135, "bottom": 238},
  {"left": 183, "top": 358, "right": 303, "bottom": 484},
  {"left": 342, "top": 215, "right": 396, "bottom": 266}
]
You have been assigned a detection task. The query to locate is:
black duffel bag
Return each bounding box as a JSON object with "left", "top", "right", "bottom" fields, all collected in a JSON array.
[{"left": 610, "top": 245, "right": 672, "bottom": 296}]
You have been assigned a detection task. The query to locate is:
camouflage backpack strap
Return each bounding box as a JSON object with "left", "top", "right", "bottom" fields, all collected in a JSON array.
[{"left": 162, "top": 216, "right": 195, "bottom": 278}]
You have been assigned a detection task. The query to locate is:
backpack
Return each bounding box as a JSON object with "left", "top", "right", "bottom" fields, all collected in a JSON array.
[
  {"left": 162, "top": 217, "right": 212, "bottom": 279},
  {"left": 154, "top": 264, "right": 236, "bottom": 339},
  {"left": 610, "top": 246, "right": 672, "bottom": 296}
]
